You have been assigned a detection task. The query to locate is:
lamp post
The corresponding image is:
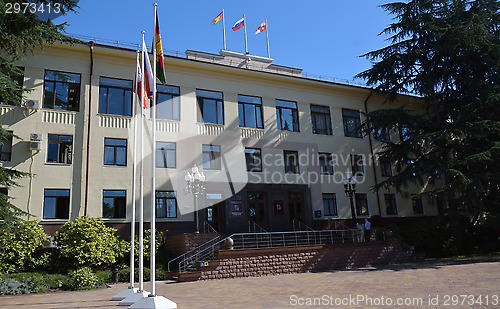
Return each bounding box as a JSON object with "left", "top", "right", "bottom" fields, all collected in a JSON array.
[
  {"left": 343, "top": 171, "right": 357, "bottom": 225},
  {"left": 185, "top": 164, "right": 205, "bottom": 233}
]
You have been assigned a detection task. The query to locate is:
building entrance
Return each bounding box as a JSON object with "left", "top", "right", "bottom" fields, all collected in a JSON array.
[
  {"left": 288, "top": 192, "right": 304, "bottom": 224},
  {"left": 248, "top": 192, "right": 267, "bottom": 230}
]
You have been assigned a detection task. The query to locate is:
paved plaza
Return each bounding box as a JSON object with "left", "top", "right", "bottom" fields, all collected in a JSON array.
[{"left": 0, "top": 259, "right": 498, "bottom": 308}]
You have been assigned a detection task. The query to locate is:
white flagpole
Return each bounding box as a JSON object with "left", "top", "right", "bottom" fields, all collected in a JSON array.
[
  {"left": 243, "top": 14, "right": 249, "bottom": 54},
  {"left": 150, "top": 3, "right": 158, "bottom": 297},
  {"left": 265, "top": 19, "right": 271, "bottom": 59},
  {"left": 139, "top": 30, "right": 145, "bottom": 294},
  {"left": 222, "top": 9, "right": 227, "bottom": 50}
]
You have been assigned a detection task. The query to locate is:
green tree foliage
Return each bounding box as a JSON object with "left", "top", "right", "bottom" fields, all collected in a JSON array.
[
  {"left": 0, "top": 220, "right": 48, "bottom": 273},
  {"left": 54, "top": 217, "right": 129, "bottom": 269},
  {"left": 357, "top": 0, "right": 500, "bottom": 252},
  {"left": 134, "top": 229, "right": 165, "bottom": 264}
]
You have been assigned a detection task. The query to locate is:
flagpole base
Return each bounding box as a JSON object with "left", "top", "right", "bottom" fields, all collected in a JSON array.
[
  {"left": 112, "top": 287, "right": 139, "bottom": 301},
  {"left": 129, "top": 295, "right": 177, "bottom": 309},
  {"left": 118, "top": 290, "right": 149, "bottom": 306}
]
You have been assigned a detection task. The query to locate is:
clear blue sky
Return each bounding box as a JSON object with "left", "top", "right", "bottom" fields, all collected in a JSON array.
[{"left": 61, "top": 1, "right": 393, "bottom": 82}]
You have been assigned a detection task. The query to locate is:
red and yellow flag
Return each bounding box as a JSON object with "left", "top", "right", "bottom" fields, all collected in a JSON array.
[
  {"left": 211, "top": 11, "right": 223, "bottom": 25},
  {"left": 155, "top": 14, "right": 167, "bottom": 85}
]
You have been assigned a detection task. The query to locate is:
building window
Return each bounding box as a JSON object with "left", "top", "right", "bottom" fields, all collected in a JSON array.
[
  {"left": 351, "top": 154, "right": 365, "bottom": 176},
  {"left": 379, "top": 157, "right": 392, "bottom": 177},
  {"left": 43, "top": 189, "right": 70, "bottom": 219},
  {"left": 156, "top": 85, "right": 180, "bottom": 120},
  {"left": 245, "top": 148, "right": 262, "bottom": 172},
  {"left": 399, "top": 125, "right": 413, "bottom": 142},
  {"left": 43, "top": 70, "right": 81, "bottom": 111},
  {"left": 0, "top": 131, "right": 13, "bottom": 161},
  {"left": 104, "top": 138, "right": 127, "bottom": 166},
  {"left": 311, "top": 105, "right": 332, "bottom": 135},
  {"left": 238, "top": 95, "right": 263, "bottom": 129},
  {"left": 355, "top": 193, "right": 369, "bottom": 216},
  {"left": 412, "top": 195, "right": 424, "bottom": 215},
  {"left": 276, "top": 99, "right": 299, "bottom": 132},
  {"left": 103, "top": 190, "right": 126, "bottom": 219},
  {"left": 373, "top": 127, "right": 390, "bottom": 141},
  {"left": 156, "top": 191, "right": 177, "bottom": 218},
  {"left": 323, "top": 193, "right": 338, "bottom": 216},
  {"left": 156, "top": 142, "right": 176, "bottom": 168},
  {"left": 202, "top": 144, "right": 221, "bottom": 170},
  {"left": 284, "top": 150, "right": 299, "bottom": 174},
  {"left": 385, "top": 193, "right": 398, "bottom": 215},
  {"left": 196, "top": 89, "right": 224, "bottom": 125},
  {"left": 319, "top": 152, "right": 334, "bottom": 175},
  {"left": 0, "top": 67, "right": 24, "bottom": 105},
  {"left": 99, "top": 77, "right": 133, "bottom": 116},
  {"left": 342, "top": 109, "right": 362, "bottom": 138},
  {"left": 47, "top": 134, "right": 73, "bottom": 164}
]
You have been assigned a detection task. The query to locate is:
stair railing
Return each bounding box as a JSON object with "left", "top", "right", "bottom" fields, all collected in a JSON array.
[
  {"left": 167, "top": 234, "right": 221, "bottom": 272},
  {"left": 203, "top": 221, "right": 218, "bottom": 234}
]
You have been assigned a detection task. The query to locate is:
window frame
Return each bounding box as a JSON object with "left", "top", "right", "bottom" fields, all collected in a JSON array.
[
  {"left": 351, "top": 154, "right": 365, "bottom": 177},
  {"left": 412, "top": 195, "right": 424, "bottom": 215},
  {"left": 276, "top": 99, "right": 300, "bottom": 132},
  {"left": 104, "top": 138, "right": 127, "bottom": 166},
  {"left": 355, "top": 193, "right": 370, "bottom": 216},
  {"left": 379, "top": 157, "right": 393, "bottom": 177},
  {"left": 0, "top": 131, "right": 13, "bottom": 161},
  {"left": 196, "top": 89, "right": 224, "bottom": 125},
  {"left": 202, "top": 144, "right": 222, "bottom": 170},
  {"left": 322, "top": 193, "right": 338, "bottom": 216},
  {"left": 384, "top": 193, "right": 398, "bottom": 215},
  {"left": 43, "top": 70, "right": 81, "bottom": 111},
  {"left": 310, "top": 104, "right": 333, "bottom": 135},
  {"left": 102, "top": 190, "right": 127, "bottom": 219},
  {"left": 244, "top": 147, "right": 262, "bottom": 172},
  {"left": 284, "top": 150, "right": 300, "bottom": 174},
  {"left": 156, "top": 84, "right": 180, "bottom": 121},
  {"left": 156, "top": 191, "right": 178, "bottom": 218},
  {"left": 156, "top": 141, "right": 176, "bottom": 168},
  {"left": 47, "top": 134, "right": 73, "bottom": 164},
  {"left": 318, "top": 152, "right": 334, "bottom": 175},
  {"left": 43, "top": 189, "right": 70, "bottom": 220},
  {"left": 238, "top": 94, "right": 264, "bottom": 129},
  {"left": 98, "top": 77, "right": 133, "bottom": 116},
  {"left": 342, "top": 108, "right": 362, "bottom": 138}
]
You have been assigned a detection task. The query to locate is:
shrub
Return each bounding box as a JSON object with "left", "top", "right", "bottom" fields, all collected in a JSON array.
[
  {"left": 0, "top": 220, "right": 48, "bottom": 273},
  {"left": 118, "top": 265, "right": 166, "bottom": 282},
  {"left": 54, "top": 216, "right": 129, "bottom": 269},
  {"left": 68, "top": 267, "right": 98, "bottom": 290},
  {"left": 134, "top": 229, "right": 165, "bottom": 264}
]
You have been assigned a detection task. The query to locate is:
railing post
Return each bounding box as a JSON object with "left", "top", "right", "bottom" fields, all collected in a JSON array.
[
  {"left": 282, "top": 233, "right": 285, "bottom": 247},
  {"left": 330, "top": 230, "right": 333, "bottom": 244},
  {"left": 342, "top": 230, "right": 345, "bottom": 243}
]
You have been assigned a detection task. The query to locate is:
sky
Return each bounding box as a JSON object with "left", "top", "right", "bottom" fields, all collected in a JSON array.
[{"left": 60, "top": 0, "right": 394, "bottom": 83}]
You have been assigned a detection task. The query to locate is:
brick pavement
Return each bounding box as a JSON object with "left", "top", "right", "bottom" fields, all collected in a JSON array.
[{"left": 0, "top": 259, "right": 498, "bottom": 308}]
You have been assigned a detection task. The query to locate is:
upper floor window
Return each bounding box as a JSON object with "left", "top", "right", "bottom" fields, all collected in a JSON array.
[
  {"left": 323, "top": 193, "right": 338, "bottom": 216},
  {"left": 0, "top": 67, "right": 24, "bottom": 105},
  {"left": 373, "top": 127, "right": 391, "bottom": 142},
  {"left": 319, "top": 152, "right": 334, "bottom": 175},
  {"left": 342, "top": 109, "right": 362, "bottom": 138},
  {"left": 351, "top": 154, "right": 365, "bottom": 176},
  {"left": 238, "top": 95, "right": 263, "bottom": 129},
  {"left": 156, "top": 142, "right": 176, "bottom": 168},
  {"left": 245, "top": 148, "right": 262, "bottom": 172},
  {"left": 0, "top": 131, "right": 13, "bottom": 161},
  {"left": 284, "top": 150, "right": 299, "bottom": 174},
  {"left": 43, "top": 70, "right": 81, "bottom": 111},
  {"left": 99, "top": 77, "right": 133, "bottom": 116},
  {"left": 311, "top": 105, "right": 332, "bottom": 135},
  {"left": 385, "top": 193, "right": 398, "bottom": 215},
  {"left": 412, "top": 195, "right": 424, "bottom": 215},
  {"left": 399, "top": 125, "right": 413, "bottom": 142},
  {"left": 156, "top": 191, "right": 177, "bottom": 218},
  {"left": 47, "top": 134, "right": 73, "bottom": 164},
  {"left": 276, "top": 100, "right": 299, "bottom": 132},
  {"left": 103, "top": 190, "right": 126, "bottom": 219},
  {"left": 355, "top": 193, "right": 369, "bottom": 216},
  {"left": 156, "top": 85, "right": 180, "bottom": 120},
  {"left": 104, "top": 138, "right": 127, "bottom": 166},
  {"left": 43, "top": 189, "right": 70, "bottom": 220},
  {"left": 379, "top": 157, "right": 393, "bottom": 177},
  {"left": 202, "top": 144, "right": 221, "bottom": 170},
  {"left": 196, "top": 89, "right": 224, "bottom": 125}
]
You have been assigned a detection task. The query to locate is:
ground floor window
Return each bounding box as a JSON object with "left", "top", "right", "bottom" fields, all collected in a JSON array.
[
  {"left": 355, "top": 193, "right": 369, "bottom": 216},
  {"left": 385, "top": 193, "right": 398, "bottom": 215},
  {"left": 412, "top": 195, "right": 424, "bottom": 214},
  {"left": 322, "top": 193, "right": 337, "bottom": 216},
  {"left": 102, "top": 190, "right": 126, "bottom": 219},
  {"left": 156, "top": 191, "right": 177, "bottom": 218},
  {"left": 43, "top": 189, "right": 70, "bottom": 219}
]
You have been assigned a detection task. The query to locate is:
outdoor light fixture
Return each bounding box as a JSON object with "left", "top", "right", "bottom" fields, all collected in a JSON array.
[
  {"left": 185, "top": 165, "right": 205, "bottom": 233},
  {"left": 343, "top": 171, "right": 357, "bottom": 225}
]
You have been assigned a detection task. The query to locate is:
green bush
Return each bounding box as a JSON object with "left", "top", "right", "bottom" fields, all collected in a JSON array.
[
  {"left": 68, "top": 267, "right": 98, "bottom": 290},
  {"left": 54, "top": 216, "right": 129, "bottom": 269},
  {"left": 0, "top": 220, "right": 48, "bottom": 273},
  {"left": 117, "top": 265, "right": 166, "bottom": 282},
  {"left": 0, "top": 272, "right": 72, "bottom": 295},
  {"left": 134, "top": 229, "right": 165, "bottom": 264}
]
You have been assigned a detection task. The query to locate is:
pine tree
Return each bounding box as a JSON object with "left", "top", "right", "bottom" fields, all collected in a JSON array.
[
  {"left": 357, "top": 0, "right": 500, "bottom": 252},
  {"left": 0, "top": 0, "right": 79, "bottom": 230}
]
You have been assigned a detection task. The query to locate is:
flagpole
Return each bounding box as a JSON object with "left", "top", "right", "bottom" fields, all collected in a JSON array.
[
  {"left": 222, "top": 8, "right": 227, "bottom": 50},
  {"left": 265, "top": 19, "right": 271, "bottom": 59},
  {"left": 243, "top": 14, "right": 248, "bottom": 54},
  {"left": 139, "top": 30, "right": 145, "bottom": 294}
]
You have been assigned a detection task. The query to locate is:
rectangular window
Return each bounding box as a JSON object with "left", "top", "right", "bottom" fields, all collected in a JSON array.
[
  {"left": 276, "top": 99, "right": 299, "bottom": 132},
  {"left": 104, "top": 138, "right": 127, "bottom": 166},
  {"left": 0, "top": 67, "right": 24, "bottom": 105},
  {"left": 319, "top": 152, "right": 334, "bottom": 175},
  {"left": 245, "top": 148, "right": 262, "bottom": 172},
  {"left": 202, "top": 144, "right": 221, "bottom": 170},
  {"left": 156, "top": 191, "right": 177, "bottom": 218},
  {"left": 355, "top": 193, "right": 369, "bottom": 216},
  {"left": 379, "top": 157, "right": 392, "bottom": 177},
  {"left": 99, "top": 77, "right": 133, "bottom": 116},
  {"left": 351, "top": 154, "right": 365, "bottom": 176},
  {"left": 412, "top": 195, "right": 424, "bottom": 215},
  {"left": 284, "top": 150, "right": 299, "bottom": 174},
  {"left": 385, "top": 193, "right": 398, "bottom": 215},
  {"left": 156, "top": 85, "right": 180, "bottom": 120},
  {"left": 238, "top": 95, "right": 263, "bottom": 129},
  {"left": 156, "top": 142, "right": 176, "bottom": 168},
  {"left": 103, "top": 190, "right": 126, "bottom": 219},
  {"left": 0, "top": 131, "right": 13, "bottom": 161},
  {"left": 47, "top": 134, "right": 73, "bottom": 164},
  {"left": 373, "top": 127, "right": 391, "bottom": 141},
  {"left": 399, "top": 125, "right": 412, "bottom": 142},
  {"left": 196, "top": 89, "right": 224, "bottom": 124},
  {"left": 311, "top": 105, "right": 332, "bottom": 135},
  {"left": 43, "top": 70, "right": 81, "bottom": 111},
  {"left": 43, "top": 189, "right": 70, "bottom": 219},
  {"left": 323, "top": 193, "right": 338, "bottom": 216},
  {"left": 342, "top": 109, "right": 362, "bottom": 138}
]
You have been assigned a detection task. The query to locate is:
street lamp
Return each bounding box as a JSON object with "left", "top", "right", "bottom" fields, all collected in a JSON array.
[
  {"left": 185, "top": 164, "right": 205, "bottom": 233},
  {"left": 343, "top": 171, "right": 357, "bottom": 225}
]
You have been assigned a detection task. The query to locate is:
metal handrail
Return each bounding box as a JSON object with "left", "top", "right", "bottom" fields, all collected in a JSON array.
[
  {"left": 203, "top": 221, "right": 218, "bottom": 234},
  {"left": 292, "top": 220, "right": 315, "bottom": 232},
  {"left": 248, "top": 220, "right": 269, "bottom": 233},
  {"left": 167, "top": 234, "right": 221, "bottom": 272}
]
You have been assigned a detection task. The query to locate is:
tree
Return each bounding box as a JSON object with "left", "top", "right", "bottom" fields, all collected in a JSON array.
[
  {"left": 0, "top": 0, "right": 79, "bottom": 227},
  {"left": 356, "top": 0, "right": 500, "bottom": 253}
]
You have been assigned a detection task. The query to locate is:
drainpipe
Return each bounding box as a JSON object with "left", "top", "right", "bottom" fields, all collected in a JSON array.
[
  {"left": 363, "top": 89, "right": 383, "bottom": 219},
  {"left": 84, "top": 41, "right": 94, "bottom": 216}
]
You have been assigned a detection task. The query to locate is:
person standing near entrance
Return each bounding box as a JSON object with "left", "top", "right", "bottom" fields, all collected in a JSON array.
[
  {"left": 356, "top": 220, "right": 364, "bottom": 242},
  {"left": 364, "top": 218, "right": 371, "bottom": 242}
]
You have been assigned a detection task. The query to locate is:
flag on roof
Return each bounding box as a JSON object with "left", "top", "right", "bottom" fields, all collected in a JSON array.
[
  {"left": 255, "top": 21, "right": 267, "bottom": 34},
  {"left": 232, "top": 17, "right": 245, "bottom": 31},
  {"left": 155, "top": 13, "right": 167, "bottom": 85},
  {"left": 211, "top": 11, "right": 223, "bottom": 25}
]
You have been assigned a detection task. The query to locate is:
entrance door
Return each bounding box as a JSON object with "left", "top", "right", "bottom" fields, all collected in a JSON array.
[
  {"left": 247, "top": 192, "right": 267, "bottom": 230},
  {"left": 288, "top": 192, "right": 304, "bottom": 224},
  {"left": 206, "top": 201, "right": 225, "bottom": 233}
]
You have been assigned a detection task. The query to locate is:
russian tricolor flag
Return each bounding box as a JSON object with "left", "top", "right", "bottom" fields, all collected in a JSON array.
[{"left": 232, "top": 17, "right": 245, "bottom": 31}]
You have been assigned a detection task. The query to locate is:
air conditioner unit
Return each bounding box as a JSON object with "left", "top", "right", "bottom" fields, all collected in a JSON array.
[
  {"left": 29, "top": 141, "right": 42, "bottom": 151},
  {"left": 25, "top": 99, "right": 41, "bottom": 109},
  {"left": 30, "top": 133, "right": 42, "bottom": 141}
]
